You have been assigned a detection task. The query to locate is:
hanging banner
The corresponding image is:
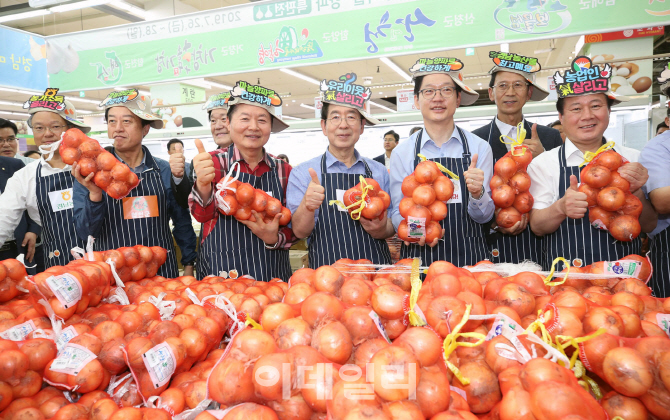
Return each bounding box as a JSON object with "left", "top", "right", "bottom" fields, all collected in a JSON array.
[
  {"left": 396, "top": 89, "right": 416, "bottom": 112},
  {"left": 585, "top": 26, "right": 664, "bottom": 43},
  {"left": 0, "top": 26, "right": 48, "bottom": 91},
  {"left": 46, "top": 0, "right": 670, "bottom": 92}
]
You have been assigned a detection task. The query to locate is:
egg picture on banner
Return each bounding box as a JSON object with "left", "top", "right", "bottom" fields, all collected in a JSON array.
[{"left": 592, "top": 54, "right": 651, "bottom": 95}]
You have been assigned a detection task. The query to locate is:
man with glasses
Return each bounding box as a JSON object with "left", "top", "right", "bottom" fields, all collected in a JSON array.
[
  {"left": 389, "top": 58, "right": 494, "bottom": 267},
  {"left": 0, "top": 90, "right": 89, "bottom": 269},
  {"left": 287, "top": 72, "right": 393, "bottom": 267},
  {"left": 72, "top": 89, "right": 197, "bottom": 278},
  {"left": 0, "top": 119, "right": 33, "bottom": 165},
  {"left": 472, "top": 52, "right": 562, "bottom": 265}
]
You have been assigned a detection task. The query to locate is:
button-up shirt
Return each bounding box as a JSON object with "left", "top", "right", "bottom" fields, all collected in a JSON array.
[
  {"left": 495, "top": 116, "right": 525, "bottom": 152},
  {"left": 639, "top": 131, "right": 670, "bottom": 237},
  {"left": 389, "top": 127, "right": 495, "bottom": 229},
  {"left": 528, "top": 138, "right": 641, "bottom": 210},
  {"left": 286, "top": 148, "right": 391, "bottom": 224}
]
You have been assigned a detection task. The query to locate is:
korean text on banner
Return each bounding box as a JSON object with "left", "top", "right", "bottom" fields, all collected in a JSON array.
[{"left": 0, "top": 26, "right": 48, "bottom": 91}]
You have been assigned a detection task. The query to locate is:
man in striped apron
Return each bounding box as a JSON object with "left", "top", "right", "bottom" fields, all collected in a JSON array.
[
  {"left": 528, "top": 56, "right": 657, "bottom": 271},
  {"left": 189, "top": 81, "right": 294, "bottom": 281},
  {"left": 72, "top": 89, "right": 197, "bottom": 278},
  {"left": 389, "top": 58, "right": 495, "bottom": 268},
  {"left": 472, "top": 51, "right": 562, "bottom": 266},
  {"left": 638, "top": 71, "right": 670, "bottom": 297},
  {"left": 0, "top": 89, "right": 89, "bottom": 269},
  {"left": 287, "top": 72, "right": 393, "bottom": 268}
]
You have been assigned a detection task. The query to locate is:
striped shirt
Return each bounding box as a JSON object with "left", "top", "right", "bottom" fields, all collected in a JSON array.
[{"left": 189, "top": 145, "right": 295, "bottom": 249}]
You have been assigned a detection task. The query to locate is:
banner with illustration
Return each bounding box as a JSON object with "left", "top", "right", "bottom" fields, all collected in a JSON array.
[
  {"left": 46, "top": 0, "right": 670, "bottom": 92},
  {"left": 0, "top": 26, "right": 47, "bottom": 91}
]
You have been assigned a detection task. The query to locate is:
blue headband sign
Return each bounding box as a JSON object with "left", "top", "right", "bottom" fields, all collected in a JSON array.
[
  {"left": 319, "top": 73, "right": 371, "bottom": 109},
  {"left": 553, "top": 56, "right": 612, "bottom": 99}
]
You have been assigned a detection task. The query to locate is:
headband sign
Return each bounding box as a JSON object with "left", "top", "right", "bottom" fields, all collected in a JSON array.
[
  {"left": 100, "top": 89, "right": 140, "bottom": 108},
  {"left": 23, "top": 88, "right": 66, "bottom": 112},
  {"left": 203, "top": 92, "right": 231, "bottom": 110},
  {"left": 409, "top": 57, "right": 464, "bottom": 75},
  {"left": 552, "top": 56, "right": 612, "bottom": 99},
  {"left": 319, "top": 73, "right": 371, "bottom": 109},
  {"left": 490, "top": 51, "right": 540, "bottom": 73},
  {"left": 230, "top": 81, "right": 282, "bottom": 107}
]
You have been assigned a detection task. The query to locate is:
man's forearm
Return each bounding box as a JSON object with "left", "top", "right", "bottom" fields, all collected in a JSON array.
[
  {"left": 292, "top": 203, "right": 316, "bottom": 239},
  {"left": 530, "top": 199, "right": 566, "bottom": 236}
]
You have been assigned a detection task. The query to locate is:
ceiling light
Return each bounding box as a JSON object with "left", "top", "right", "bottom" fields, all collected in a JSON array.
[
  {"left": 67, "top": 97, "right": 101, "bottom": 105},
  {"left": 206, "top": 80, "right": 233, "bottom": 90},
  {"left": 573, "top": 35, "right": 585, "bottom": 56},
  {"left": 77, "top": 110, "right": 93, "bottom": 114},
  {"left": 292, "top": 100, "right": 296, "bottom": 102},
  {"left": 0, "top": 87, "right": 41, "bottom": 95},
  {"left": 50, "top": 0, "right": 112, "bottom": 13},
  {"left": 369, "top": 101, "right": 396, "bottom": 113},
  {"left": 0, "top": 9, "right": 51, "bottom": 23},
  {"left": 280, "top": 68, "right": 320, "bottom": 85},
  {"left": 0, "top": 111, "right": 30, "bottom": 117},
  {"left": 109, "top": 0, "right": 147, "bottom": 19},
  {"left": 300, "top": 103, "right": 316, "bottom": 110},
  {"left": 380, "top": 57, "right": 412, "bottom": 82},
  {"left": 282, "top": 115, "right": 302, "bottom": 120},
  {"left": 500, "top": 43, "right": 509, "bottom": 53},
  {"left": 379, "top": 92, "right": 383, "bottom": 95},
  {"left": 0, "top": 100, "right": 23, "bottom": 107}
]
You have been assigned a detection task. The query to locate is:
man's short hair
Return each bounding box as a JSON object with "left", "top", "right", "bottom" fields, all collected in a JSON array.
[
  {"left": 657, "top": 121, "right": 669, "bottom": 133},
  {"left": 24, "top": 150, "right": 40, "bottom": 158},
  {"left": 0, "top": 118, "right": 18, "bottom": 135},
  {"left": 556, "top": 95, "right": 614, "bottom": 115},
  {"left": 384, "top": 130, "right": 399, "bottom": 142},
  {"left": 167, "top": 138, "right": 183, "bottom": 152},
  {"left": 409, "top": 126, "right": 422, "bottom": 136},
  {"left": 547, "top": 120, "right": 562, "bottom": 128}
]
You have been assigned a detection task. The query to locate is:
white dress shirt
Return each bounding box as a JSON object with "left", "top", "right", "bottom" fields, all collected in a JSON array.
[
  {"left": 528, "top": 139, "right": 640, "bottom": 210},
  {"left": 494, "top": 116, "right": 525, "bottom": 152},
  {"left": 0, "top": 158, "right": 72, "bottom": 244}
]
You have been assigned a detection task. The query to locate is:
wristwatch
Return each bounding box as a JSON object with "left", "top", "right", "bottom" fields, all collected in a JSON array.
[{"left": 265, "top": 237, "right": 280, "bottom": 250}]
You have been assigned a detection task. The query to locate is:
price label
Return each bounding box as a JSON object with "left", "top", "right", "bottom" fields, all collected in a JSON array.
[
  {"left": 605, "top": 260, "right": 642, "bottom": 277},
  {"left": 143, "top": 342, "right": 177, "bottom": 388},
  {"left": 408, "top": 216, "right": 426, "bottom": 239},
  {"left": 657, "top": 313, "right": 670, "bottom": 339},
  {"left": 49, "top": 343, "right": 97, "bottom": 375},
  {"left": 0, "top": 320, "right": 36, "bottom": 341},
  {"left": 46, "top": 274, "right": 82, "bottom": 309},
  {"left": 56, "top": 326, "right": 79, "bottom": 353},
  {"left": 368, "top": 310, "right": 391, "bottom": 343}
]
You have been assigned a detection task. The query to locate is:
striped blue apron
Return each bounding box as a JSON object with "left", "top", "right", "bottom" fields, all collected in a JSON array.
[
  {"left": 543, "top": 144, "right": 641, "bottom": 270},
  {"left": 649, "top": 227, "right": 669, "bottom": 298},
  {"left": 484, "top": 119, "right": 544, "bottom": 266},
  {"left": 95, "top": 152, "right": 179, "bottom": 278},
  {"left": 35, "top": 162, "right": 86, "bottom": 268},
  {"left": 308, "top": 153, "right": 392, "bottom": 268},
  {"left": 196, "top": 153, "right": 292, "bottom": 282},
  {"left": 400, "top": 128, "right": 488, "bottom": 267}
]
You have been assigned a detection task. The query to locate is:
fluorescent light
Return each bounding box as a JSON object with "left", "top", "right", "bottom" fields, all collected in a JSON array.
[
  {"left": 299, "top": 103, "right": 315, "bottom": 110},
  {"left": 369, "top": 101, "right": 396, "bottom": 113},
  {"left": 77, "top": 110, "right": 93, "bottom": 114},
  {"left": 109, "top": 0, "right": 147, "bottom": 19},
  {"left": 0, "top": 87, "right": 41, "bottom": 95},
  {"left": 206, "top": 80, "right": 233, "bottom": 90},
  {"left": 0, "top": 111, "right": 30, "bottom": 117},
  {"left": 0, "top": 100, "right": 22, "bottom": 107},
  {"left": 50, "top": 0, "right": 112, "bottom": 13},
  {"left": 282, "top": 115, "right": 302, "bottom": 120},
  {"left": 380, "top": 57, "right": 411, "bottom": 82},
  {"left": 574, "top": 35, "right": 585, "bottom": 56},
  {"left": 0, "top": 9, "right": 51, "bottom": 23},
  {"left": 280, "top": 69, "right": 320, "bottom": 86},
  {"left": 500, "top": 43, "right": 510, "bottom": 53},
  {"left": 67, "top": 97, "right": 101, "bottom": 105}
]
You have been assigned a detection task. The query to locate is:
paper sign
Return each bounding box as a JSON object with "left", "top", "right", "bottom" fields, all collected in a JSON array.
[
  {"left": 122, "top": 195, "right": 159, "bottom": 220},
  {"left": 143, "top": 342, "right": 177, "bottom": 388},
  {"left": 0, "top": 320, "right": 36, "bottom": 341},
  {"left": 46, "top": 273, "right": 82, "bottom": 309},
  {"left": 50, "top": 343, "right": 97, "bottom": 375},
  {"left": 48, "top": 188, "right": 74, "bottom": 212}
]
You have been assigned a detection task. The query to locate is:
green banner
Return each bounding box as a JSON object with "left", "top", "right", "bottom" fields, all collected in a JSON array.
[{"left": 47, "top": 0, "right": 670, "bottom": 92}]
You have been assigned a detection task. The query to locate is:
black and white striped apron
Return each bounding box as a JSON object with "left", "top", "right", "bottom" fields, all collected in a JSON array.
[
  {"left": 308, "top": 153, "right": 392, "bottom": 268},
  {"left": 196, "top": 155, "right": 291, "bottom": 282},
  {"left": 400, "top": 128, "right": 488, "bottom": 267},
  {"left": 543, "top": 144, "right": 641, "bottom": 270},
  {"left": 485, "top": 119, "right": 544, "bottom": 266},
  {"left": 649, "top": 227, "right": 669, "bottom": 298},
  {"left": 95, "top": 152, "right": 179, "bottom": 278},
  {"left": 35, "top": 163, "right": 86, "bottom": 268}
]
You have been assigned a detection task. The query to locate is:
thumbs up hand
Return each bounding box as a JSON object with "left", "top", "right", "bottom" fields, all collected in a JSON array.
[
  {"left": 561, "top": 175, "right": 588, "bottom": 219},
  {"left": 169, "top": 142, "right": 186, "bottom": 179},
  {"left": 463, "top": 154, "right": 485, "bottom": 199},
  {"left": 193, "top": 139, "right": 215, "bottom": 195},
  {"left": 524, "top": 123, "right": 545, "bottom": 158},
  {"left": 303, "top": 168, "right": 325, "bottom": 212}
]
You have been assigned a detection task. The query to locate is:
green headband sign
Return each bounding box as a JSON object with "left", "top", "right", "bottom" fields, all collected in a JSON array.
[{"left": 46, "top": 0, "right": 670, "bottom": 92}]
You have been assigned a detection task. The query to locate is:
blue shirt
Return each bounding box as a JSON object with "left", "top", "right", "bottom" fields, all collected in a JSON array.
[
  {"left": 287, "top": 148, "right": 391, "bottom": 224},
  {"left": 73, "top": 146, "right": 197, "bottom": 265},
  {"left": 640, "top": 131, "right": 670, "bottom": 237},
  {"left": 389, "top": 127, "right": 495, "bottom": 229}
]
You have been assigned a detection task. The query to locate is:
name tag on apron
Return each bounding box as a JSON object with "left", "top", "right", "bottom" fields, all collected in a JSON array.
[
  {"left": 48, "top": 188, "right": 74, "bottom": 212},
  {"left": 447, "top": 179, "right": 462, "bottom": 204},
  {"left": 335, "top": 189, "right": 348, "bottom": 212},
  {"left": 122, "top": 196, "right": 160, "bottom": 220}
]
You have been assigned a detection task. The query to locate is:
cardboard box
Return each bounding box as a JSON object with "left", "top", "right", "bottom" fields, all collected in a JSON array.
[{"left": 290, "top": 250, "right": 309, "bottom": 272}]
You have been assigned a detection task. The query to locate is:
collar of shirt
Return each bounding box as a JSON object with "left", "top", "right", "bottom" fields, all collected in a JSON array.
[
  {"left": 495, "top": 116, "right": 524, "bottom": 140},
  {"left": 420, "top": 127, "right": 462, "bottom": 150},
  {"left": 229, "top": 144, "right": 275, "bottom": 174},
  {"left": 325, "top": 147, "right": 365, "bottom": 171},
  {"left": 37, "top": 158, "right": 71, "bottom": 174},
  {"left": 115, "top": 149, "right": 149, "bottom": 174}
]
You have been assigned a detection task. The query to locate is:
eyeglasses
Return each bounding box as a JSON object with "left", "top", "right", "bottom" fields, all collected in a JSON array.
[
  {"left": 493, "top": 82, "right": 529, "bottom": 92},
  {"left": 327, "top": 115, "right": 362, "bottom": 126},
  {"left": 0, "top": 137, "right": 17, "bottom": 145},
  {"left": 32, "top": 125, "right": 66, "bottom": 134},
  {"left": 419, "top": 87, "right": 457, "bottom": 99}
]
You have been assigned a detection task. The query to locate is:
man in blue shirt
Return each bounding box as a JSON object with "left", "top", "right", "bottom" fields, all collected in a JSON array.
[
  {"left": 389, "top": 58, "right": 495, "bottom": 267},
  {"left": 72, "top": 89, "right": 197, "bottom": 278},
  {"left": 287, "top": 72, "right": 394, "bottom": 267}
]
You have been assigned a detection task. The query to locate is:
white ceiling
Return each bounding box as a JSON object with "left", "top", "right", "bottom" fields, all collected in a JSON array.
[{"left": 0, "top": 0, "right": 583, "bottom": 121}]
